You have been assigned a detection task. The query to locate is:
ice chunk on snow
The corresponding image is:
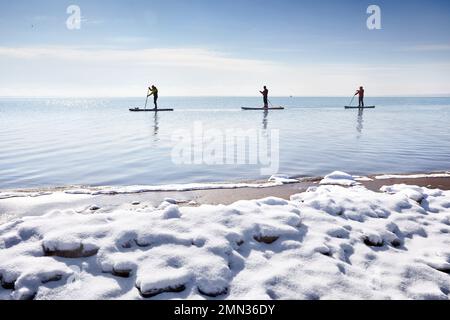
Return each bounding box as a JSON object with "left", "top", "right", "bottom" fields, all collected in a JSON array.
[
  {"left": 162, "top": 205, "right": 182, "bottom": 219},
  {"left": 375, "top": 172, "right": 450, "bottom": 180},
  {"left": 380, "top": 184, "right": 426, "bottom": 202},
  {"left": 320, "top": 171, "right": 359, "bottom": 186},
  {"left": 42, "top": 236, "right": 99, "bottom": 258},
  {"left": 0, "top": 256, "right": 74, "bottom": 300},
  {"left": 164, "top": 198, "right": 177, "bottom": 204},
  {"left": 268, "top": 174, "right": 298, "bottom": 184},
  {"left": 164, "top": 198, "right": 177, "bottom": 205},
  {"left": 136, "top": 267, "right": 191, "bottom": 298},
  {"left": 362, "top": 233, "right": 384, "bottom": 247},
  {"left": 408, "top": 281, "right": 448, "bottom": 300},
  {"left": 112, "top": 260, "right": 138, "bottom": 278},
  {"left": 0, "top": 191, "right": 53, "bottom": 200},
  {"left": 63, "top": 180, "right": 294, "bottom": 195},
  {"left": 257, "top": 197, "right": 289, "bottom": 206},
  {"left": 354, "top": 176, "right": 373, "bottom": 182}
]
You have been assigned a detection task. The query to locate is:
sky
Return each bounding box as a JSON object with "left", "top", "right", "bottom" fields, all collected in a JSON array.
[{"left": 0, "top": 0, "right": 450, "bottom": 97}]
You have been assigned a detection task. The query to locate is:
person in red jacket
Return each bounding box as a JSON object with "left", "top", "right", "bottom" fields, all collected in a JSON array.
[{"left": 355, "top": 86, "right": 365, "bottom": 107}]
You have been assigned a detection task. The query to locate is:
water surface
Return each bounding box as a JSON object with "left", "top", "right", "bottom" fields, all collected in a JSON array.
[{"left": 0, "top": 97, "right": 449, "bottom": 189}]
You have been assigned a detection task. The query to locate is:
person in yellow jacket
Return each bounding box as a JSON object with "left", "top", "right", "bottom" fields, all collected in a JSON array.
[{"left": 147, "top": 85, "right": 159, "bottom": 109}]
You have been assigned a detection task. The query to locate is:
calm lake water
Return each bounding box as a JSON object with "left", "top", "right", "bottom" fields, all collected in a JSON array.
[{"left": 1, "top": 97, "right": 449, "bottom": 189}]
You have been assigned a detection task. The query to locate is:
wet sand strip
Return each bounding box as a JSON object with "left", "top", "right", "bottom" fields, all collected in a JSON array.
[{"left": 189, "top": 176, "right": 450, "bottom": 205}]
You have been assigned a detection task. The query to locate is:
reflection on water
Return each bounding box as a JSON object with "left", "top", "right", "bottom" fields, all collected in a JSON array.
[
  {"left": 1, "top": 97, "right": 450, "bottom": 189},
  {"left": 153, "top": 112, "right": 159, "bottom": 139},
  {"left": 262, "top": 110, "right": 268, "bottom": 131},
  {"left": 356, "top": 108, "right": 364, "bottom": 138}
]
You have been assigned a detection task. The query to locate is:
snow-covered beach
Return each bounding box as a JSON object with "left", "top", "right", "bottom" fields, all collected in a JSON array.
[
  {"left": 2, "top": 0, "right": 450, "bottom": 308},
  {"left": 1, "top": 171, "right": 450, "bottom": 300}
]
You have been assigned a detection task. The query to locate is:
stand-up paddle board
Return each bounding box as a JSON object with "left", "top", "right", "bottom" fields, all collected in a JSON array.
[
  {"left": 242, "top": 107, "right": 285, "bottom": 110},
  {"left": 129, "top": 108, "right": 174, "bottom": 112},
  {"left": 344, "top": 106, "right": 375, "bottom": 109}
]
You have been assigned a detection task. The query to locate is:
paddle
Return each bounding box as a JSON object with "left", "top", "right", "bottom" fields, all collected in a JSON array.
[
  {"left": 268, "top": 98, "right": 281, "bottom": 108},
  {"left": 144, "top": 88, "right": 150, "bottom": 110},
  {"left": 348, "top": 94, "right": 356, "bottom": 107}
]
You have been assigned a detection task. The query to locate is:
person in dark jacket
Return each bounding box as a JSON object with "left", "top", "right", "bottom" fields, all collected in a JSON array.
[
  {"left": 148, "top": 85, "right": 159, "bottom": 109},
  {"left": 260, "top": 86, "right": 269, "bottom": 108}
]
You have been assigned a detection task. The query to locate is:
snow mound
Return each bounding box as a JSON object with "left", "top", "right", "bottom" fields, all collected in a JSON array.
[
  {"left": 268, "top": 174, "right": 298, "bottom": 184},
  {"left": 0, "top": 195, "right": 301, "bottom": 300},
  {"left": 63, "top": 180, "right": 288, "bottom": 196},
  {"left": 354, "top": 176, "right": 373, "bottom": 182},
  {"left": 319, "top": 171, "right": 360, "bottom": 186},
  {"left": 1, "top": 177, "right": 450, "bottom": 300},
  {"left": 375, "top": 172, "right": 450, "bottom": 180},
  {"left": 136, "top": 265, "right": 191, "bottom": 298},
  {"left": 0, "top": 191, "right": 53, "bottom": 200}
]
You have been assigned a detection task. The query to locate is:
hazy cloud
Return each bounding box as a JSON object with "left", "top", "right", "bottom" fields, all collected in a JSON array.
[
  {"left": 399, "top": 44, "right": 450, "bottom": 52},
  {"left": 0, "top": 46, "right": 449, "bottom": 97},
  {"left": 0, "top": 46, "right": 277, "bottom": 71}
]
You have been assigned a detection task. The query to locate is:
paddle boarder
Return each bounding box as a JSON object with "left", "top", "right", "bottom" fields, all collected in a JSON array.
[
  {"left": 260, "top": 86, "right": 269, "bottom": 108},
  {"left": 148, "top": 85, "right": 159, "bottom": 109},
  {"left": 354, "top": 86, "right": 365, "bottom": 107}
]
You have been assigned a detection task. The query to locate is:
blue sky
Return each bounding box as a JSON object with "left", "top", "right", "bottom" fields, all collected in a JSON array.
[{"left": 1, "top": 0, "right": 450, "bottom": 96}]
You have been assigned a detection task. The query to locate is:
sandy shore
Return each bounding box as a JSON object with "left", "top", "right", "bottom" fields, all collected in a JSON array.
[
  {"left": 1, "top": 172, "right": 449, "bottom": 221},
  {"left": 192, "top": 175, "right": 450, "bottom": 205}
]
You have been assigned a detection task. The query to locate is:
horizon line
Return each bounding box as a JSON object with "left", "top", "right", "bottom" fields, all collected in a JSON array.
[{"left": 1, "top": 94, "right": 450, "bottom": 99}]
